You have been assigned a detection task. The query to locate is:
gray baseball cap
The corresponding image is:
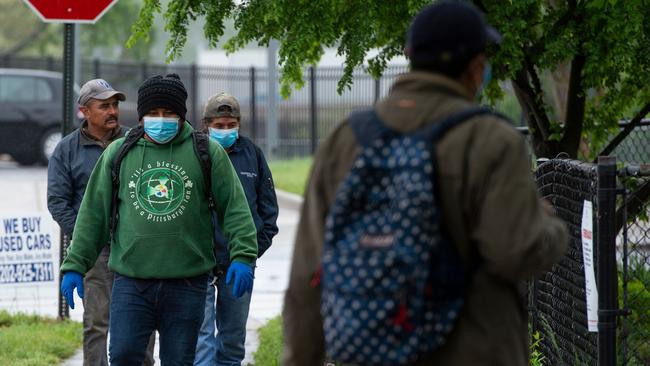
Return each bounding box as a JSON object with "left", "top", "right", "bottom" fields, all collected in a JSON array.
[
  {"left": 203, "top": 92, "right": 241, "bottom": 119},
  {"left": 77, "top": 79, "right": 126, "bottom": 106}
]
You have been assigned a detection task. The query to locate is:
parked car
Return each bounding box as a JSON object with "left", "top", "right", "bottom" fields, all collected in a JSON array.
[
  {"left": 0, "top": 68, "right": 138, "bottom": 165},
  {"left": 0, "top": 69, "right": 78, "bottom": 165}
]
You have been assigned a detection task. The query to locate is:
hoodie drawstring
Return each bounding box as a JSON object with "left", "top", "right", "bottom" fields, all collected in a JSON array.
[
  {"left": 137, "top": 138, "right": 147, "bottom": 196},
  {"left": 168, "top": 143, "right": 173, "bottom": 179}
]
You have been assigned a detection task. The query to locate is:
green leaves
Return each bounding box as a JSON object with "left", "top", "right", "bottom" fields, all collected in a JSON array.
[
  {"left": 126, "top": 0, "right": 161, "bottom": 49},
  {"left": 128, "top": 0, "right": 425, "bottom": 96},
  {"left": 127, "top": 0, "right": 650, "bottom": 157}
]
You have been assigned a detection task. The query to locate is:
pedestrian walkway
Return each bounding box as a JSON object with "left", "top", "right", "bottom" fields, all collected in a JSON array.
[{"left": 0, "top": 161, "right": 301, "bottom": 366}]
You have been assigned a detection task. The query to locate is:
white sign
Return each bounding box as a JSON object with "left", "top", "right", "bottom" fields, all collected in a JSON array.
[
  {"left": 0, "top": 212, "right": 60, "bottom": 316},
  {"left": 581, "top": 200, "right": 598, "bottom": 332}
]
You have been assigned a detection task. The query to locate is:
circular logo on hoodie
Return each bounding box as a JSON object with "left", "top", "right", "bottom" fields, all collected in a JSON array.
[
  {"left": 136, "top": 168, "right": 185, "bottom": 214},
  {"left": 127, "top": 160, "right": 194, "bottom": 222}
]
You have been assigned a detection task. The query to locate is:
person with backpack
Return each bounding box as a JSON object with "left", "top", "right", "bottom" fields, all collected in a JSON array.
[
  {"left": 59, "top": 73, "right": 258, "bottom": 366},
  {"left": 47, "top": 79, "right": 156, "bottom": 366},
  {"left": 193, "top": 92, "right": 279, "bottom": 366},
  {"left": 282, "top": 2, "right": 568, "bottom": 366}
]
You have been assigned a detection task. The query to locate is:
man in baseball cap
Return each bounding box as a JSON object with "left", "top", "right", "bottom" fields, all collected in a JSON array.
[
  {"left": 194, "top": 92, "right": 279, "bottom": 366},
  {"left": 76, "top": 79, "right": 127, "bottom": 147}
]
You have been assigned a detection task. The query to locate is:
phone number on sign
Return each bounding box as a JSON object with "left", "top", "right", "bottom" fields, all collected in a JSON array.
[{"left": 0, "top": 262, "right": 54, "bottom": 284}]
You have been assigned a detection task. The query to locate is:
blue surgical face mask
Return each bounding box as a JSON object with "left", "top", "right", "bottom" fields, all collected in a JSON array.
[
  {"left": 143, "top": 116, "right": 180, "bottom": 144},
  {"left": 209, "top": 127, "right": 239, "bottom": 149}
]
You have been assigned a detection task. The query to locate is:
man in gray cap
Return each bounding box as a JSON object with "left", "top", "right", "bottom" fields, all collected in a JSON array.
[
  {"left": 194, "top": 92, "right": 278, "bottom": 366},
  {"left": 47, "top": 79, "right": 154, "bottom": 366}
]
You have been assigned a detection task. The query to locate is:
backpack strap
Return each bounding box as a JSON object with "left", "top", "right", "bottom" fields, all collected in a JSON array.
[
  {"left": 347, "top": 110, "right": 392, "bottom": 147},
  {"left": 349, "top": 107, "right": 509, "bottom": 147},
  {"left": 191, "top": 131, "right": 216, "bottom": 210},
  {"left": 414, "top": 107, "right": 506, "bottom": 142},
  {"left": 192, "top": 131, "right": 232, "bottom": 277},
  {"left": 109, "top": 125, "right": 145, "bottom": 245}
]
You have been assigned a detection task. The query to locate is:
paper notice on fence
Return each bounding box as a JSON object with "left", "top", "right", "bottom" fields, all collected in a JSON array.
[{"left": 581, "top": 200, "right": 598, "bottom": 332}]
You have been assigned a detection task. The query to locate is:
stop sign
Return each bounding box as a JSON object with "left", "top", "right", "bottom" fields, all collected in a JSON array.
[{"left": 23, "top": 0, "right": 117, "bottom": 24}]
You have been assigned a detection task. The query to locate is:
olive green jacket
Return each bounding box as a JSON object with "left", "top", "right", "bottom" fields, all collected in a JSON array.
[{"left": 282, "top": 71, "right": 568, "bottom": 366}]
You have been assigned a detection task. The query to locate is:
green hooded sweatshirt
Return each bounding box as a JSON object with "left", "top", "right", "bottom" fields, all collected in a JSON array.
[{"left": 60, "top": 122, "right": 258, "bottom": 279}]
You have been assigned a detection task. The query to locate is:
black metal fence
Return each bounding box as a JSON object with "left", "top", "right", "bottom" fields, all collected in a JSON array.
[
  {"left": 610, "top": 121, "right": 650, "bottom": 165},
  {"left": 0, "top": 55, "right": 407, "bottom": 159},
  {"left": 618, "top": 171, "right": 650, "bottom": 366},
  {"left": 533, "top": 157, "right": 650, "bottom": 365},
  {"left": 533, "top": 159, "right": 600, "bottom": 365}
]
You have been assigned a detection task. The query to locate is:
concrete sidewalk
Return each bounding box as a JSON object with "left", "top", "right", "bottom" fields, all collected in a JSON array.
[{"left": 0, "top": 161, "right": 302, "bottom": 366}]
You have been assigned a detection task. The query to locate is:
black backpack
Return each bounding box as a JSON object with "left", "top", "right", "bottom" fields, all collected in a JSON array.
[{"left": 108, "top": 125, "right": 216, "bottom": 245}]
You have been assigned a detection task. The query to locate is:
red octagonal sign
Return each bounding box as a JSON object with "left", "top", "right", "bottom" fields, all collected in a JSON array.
[{"left": 23, "top": 0, "right": 117, "bottom": 24}]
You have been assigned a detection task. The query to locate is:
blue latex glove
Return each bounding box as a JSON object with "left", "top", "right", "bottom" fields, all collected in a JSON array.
[
  {"left": 61, "top": 271, "right": 84, "bottom": 309},
  {"left": 226, "top": 261, "right": 253, "bottom": 298}
]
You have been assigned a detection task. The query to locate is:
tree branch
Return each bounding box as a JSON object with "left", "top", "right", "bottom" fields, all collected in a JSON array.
[
  {"left": 562, "top": 53, "right": 586, "bottom": 154},
  {"left": 512, "top": 68, "right": 552, "bottom": 141},
  {"left": 529, "top": 0, "right": 578, "bottom": 57},
  {"left": 597, "top": 100, "right": 650, "bottom": 160},
  {"left": 524, "top": 55, "right": 544, "bottom": 98}
]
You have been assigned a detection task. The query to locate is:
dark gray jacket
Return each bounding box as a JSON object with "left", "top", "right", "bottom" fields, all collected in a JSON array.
[
  {"left": 47, "top": 122, "right": 126, "bottom": 236},
  {"left": 213, "top": 135, "right": 279, "bottom": 271}
]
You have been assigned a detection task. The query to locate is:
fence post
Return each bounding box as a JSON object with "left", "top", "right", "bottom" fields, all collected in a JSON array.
[
  {"left": 190, "top": 64, "right": 198, "bottom": 126},
  {"left": 597, "top": 155, "right": 618, "bottom": 366},
  {"left": 58, "top": 233, "right": 70, "bottom": 319},
  {"left": 250, "top": 67, "right": 257, "bottom": 140},
  {"left": 93, "top": 59, "right": 101, "bottom": 78},
  {"left": 374, "top": 76, "right": 381, "bottom": 104},
  {"left": 310, "top": 66, "right": 317, "bottom": 154},
  {"left": 141, "top": 62, "right": 148, "bottom": 81},
  {"left": 47, "top": 56, "right": 54, "bottom": 71}
]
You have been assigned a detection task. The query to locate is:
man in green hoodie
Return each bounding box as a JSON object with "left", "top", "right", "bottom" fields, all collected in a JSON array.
[{"left": 60, "top": 74, "right": 258, "bottom": 366}]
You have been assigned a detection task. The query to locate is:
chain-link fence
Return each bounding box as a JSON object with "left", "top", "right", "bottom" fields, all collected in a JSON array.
[
  {"left": 547, "top": 123, "right": 650, "bottom": 365},
  {"left": 617, "top": 171, "right": 650, "bottom": 366},
  {"left": 533, "top": 157, "right": 650, "bottom": 365},
  {"left": 609, "top": 121, "right": 650, "bottom": 165},
  {"left": 533, "top": 159, "right": 599, "bottom": 365}
]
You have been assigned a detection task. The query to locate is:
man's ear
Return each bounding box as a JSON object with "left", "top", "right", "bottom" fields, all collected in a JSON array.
[
  {"left": 468, "top": 54, "right": 487, "bottom": 84},
  {"left": 458, "top": 53, "right": 487, "bottom": 97},
  {"left": 79, "top": 106, "right": 90, "bottom": 119}
]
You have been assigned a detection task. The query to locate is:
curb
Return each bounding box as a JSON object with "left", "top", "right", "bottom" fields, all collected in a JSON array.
[{"left": 275, "top": 189, "right": 303, "bottom": 212}]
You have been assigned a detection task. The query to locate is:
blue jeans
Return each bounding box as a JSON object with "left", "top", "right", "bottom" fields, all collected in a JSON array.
[
  {"left": 109, "top": 273, "right": 208, "bottom": 366},
  {"left": 194, "top": 272, "right": 252, "bottom": 366}
]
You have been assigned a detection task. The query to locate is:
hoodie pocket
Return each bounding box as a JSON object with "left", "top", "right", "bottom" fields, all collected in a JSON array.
[{"left": 118, "top": 233, "right": 211, "bottom": 277}]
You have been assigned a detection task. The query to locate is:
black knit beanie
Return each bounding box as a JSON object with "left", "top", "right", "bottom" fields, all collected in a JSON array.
[{"left": 137, "top": 73, "right": 188, "bottom": 120}]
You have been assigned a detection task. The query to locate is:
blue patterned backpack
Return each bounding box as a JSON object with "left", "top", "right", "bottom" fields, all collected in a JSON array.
[{"left": 320, "top": 107, "right": 491, "bottom": 365}]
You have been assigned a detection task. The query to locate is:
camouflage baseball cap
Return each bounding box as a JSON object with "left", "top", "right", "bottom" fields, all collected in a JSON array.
[
  {"left": 77, "top": 79, "right": 126, "bottom": 106},
  {"left": 203, "top": 92, "right": 241, "bottom": 119}
]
